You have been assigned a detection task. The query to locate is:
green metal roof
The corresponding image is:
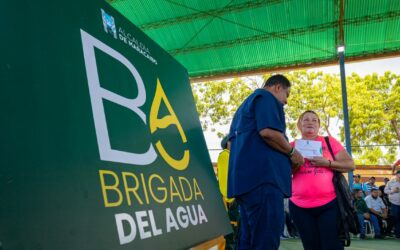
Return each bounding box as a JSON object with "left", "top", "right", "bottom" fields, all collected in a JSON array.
[{"left": 109, "top": 0, "right": 400, "bottom": 81}]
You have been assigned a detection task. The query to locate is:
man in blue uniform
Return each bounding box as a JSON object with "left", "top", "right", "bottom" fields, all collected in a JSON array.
[{"left": 228, "top": 74, "right": 304, "bottom": 250}]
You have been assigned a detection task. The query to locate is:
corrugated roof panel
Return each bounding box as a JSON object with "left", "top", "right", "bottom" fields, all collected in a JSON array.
[
  {"left": 110, "top": 0, "right": 400, "bottom": 80},
  {"left": 176, "top": 29, "right": 337, "bottom": 77},
  {"left": 345, "top": 0, "right": 397, "bottom": 19},
  {"left": 345, "top": 19, "right": 400, "bottom": 57}
]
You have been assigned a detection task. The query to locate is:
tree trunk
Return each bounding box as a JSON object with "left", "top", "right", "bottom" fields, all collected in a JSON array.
[{"left": 391, "top": 119, "right": 400, "bottom": 144}]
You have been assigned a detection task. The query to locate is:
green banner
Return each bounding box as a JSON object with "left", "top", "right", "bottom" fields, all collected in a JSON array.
[{"left": 0, "top": 1, "right": 231, "bottom": 249}]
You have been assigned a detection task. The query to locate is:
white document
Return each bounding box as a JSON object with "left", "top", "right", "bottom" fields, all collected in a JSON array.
[{"left": 295, "top": 139, "right": 322, "bottom": 158}]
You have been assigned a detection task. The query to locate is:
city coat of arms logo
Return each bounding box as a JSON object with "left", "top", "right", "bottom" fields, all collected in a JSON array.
[{"left": 101, "top": 9, "right": 117, "bottom": 39}]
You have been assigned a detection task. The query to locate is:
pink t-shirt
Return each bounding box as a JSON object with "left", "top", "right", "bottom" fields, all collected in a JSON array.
[{"left": 290, "top": 136, "right": 345, "bottom": 208}]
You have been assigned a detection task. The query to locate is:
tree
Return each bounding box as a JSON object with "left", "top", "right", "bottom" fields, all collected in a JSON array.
[
  {"left": 346, "top": 72, "right": 400, "bottom": 164},
  {"left": 280, "top": 71, "right": 342, "bottom": 139},
  {"left": 192, "top": 71, "right": 400, "bottom": 164},
  {"left": 192, "top": 77, "right": 259, "bottom": 137}
]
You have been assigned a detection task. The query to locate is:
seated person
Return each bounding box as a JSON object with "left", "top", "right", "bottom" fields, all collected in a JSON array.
[
  {"left": 379, "top": 177, "right": 391, "bottom": 208},
  {"left": 353, "top": 174, "right": 367, "bottom": 197},
  {"left": 353, "top": 189, "right": 380, "bottom": 238},
  {"left": 364, "top": 177, "right": 377, "bottom": 196},
  {"left": 384, "top": 170, "right": 400, "bottom": 238},
  {"left": 365, "top": 187, "right": 388, "bottom": 238}
]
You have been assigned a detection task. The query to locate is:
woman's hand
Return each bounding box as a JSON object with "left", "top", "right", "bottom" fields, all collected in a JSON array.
[
  {"left": 307, "top": 152, "right": 355, "bottom": 173},
  {"left": 307, "top": 156, "right": 330, "bottom": 167},
  {"left": 290, "top": 150, "right": 305, "bottom": 167}
]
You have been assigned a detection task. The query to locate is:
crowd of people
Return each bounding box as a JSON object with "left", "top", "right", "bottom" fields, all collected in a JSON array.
[
  {"left": 353, "top": 173, "right": 400, "bottom": 240},
  {"left": 215, "top": 75, "right": 400, "bottom": 250}
]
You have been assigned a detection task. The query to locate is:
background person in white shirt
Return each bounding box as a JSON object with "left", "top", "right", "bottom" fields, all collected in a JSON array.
[
  {"left": 384, "top": 170, "right": 400, "bottom": 238},
  {"left": 365, "top": 187, "right": 388, "bottom": 238}
]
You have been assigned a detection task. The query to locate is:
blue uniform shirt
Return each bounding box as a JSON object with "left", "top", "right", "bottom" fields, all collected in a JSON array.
[{"left": 228, "top": 89, "right": 291, "bottom": 198}]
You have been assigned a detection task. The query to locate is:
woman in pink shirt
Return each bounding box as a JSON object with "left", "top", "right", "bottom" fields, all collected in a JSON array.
[{"left": 289, "top": 111, "right": 355, "bottom": 250}]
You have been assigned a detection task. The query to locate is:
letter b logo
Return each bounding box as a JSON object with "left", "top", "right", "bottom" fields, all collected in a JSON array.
[{"left": 80, "top": 30, "right": 189, "bottom": 170}]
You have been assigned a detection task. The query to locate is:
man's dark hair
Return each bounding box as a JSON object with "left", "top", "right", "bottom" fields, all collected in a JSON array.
[
  {"left": 262, "top": 74, "right": 291, "bottom": 88},
  {"left": 220, "top": 135, "right": 229, "bottom": 149}
]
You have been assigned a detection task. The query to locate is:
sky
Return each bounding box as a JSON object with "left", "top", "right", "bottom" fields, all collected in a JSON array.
[{"left": 202, "top": 57, "right": 400, "bottom": 162}]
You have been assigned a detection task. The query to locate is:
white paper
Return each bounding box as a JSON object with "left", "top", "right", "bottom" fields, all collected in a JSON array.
[{"left": 295, "top": 139, "right": 322, "bottom": 158}]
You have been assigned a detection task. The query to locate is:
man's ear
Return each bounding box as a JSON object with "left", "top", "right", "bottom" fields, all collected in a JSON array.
[{"left": 270, "top": 84, "right": 279, "bottom": 93}]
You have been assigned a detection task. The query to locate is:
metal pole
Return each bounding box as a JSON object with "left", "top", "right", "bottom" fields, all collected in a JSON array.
[{"left": 338, "top": 48, "right": 354, "bottom": 188}]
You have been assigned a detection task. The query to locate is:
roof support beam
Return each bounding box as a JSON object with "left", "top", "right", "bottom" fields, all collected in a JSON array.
[
  {"left": 170, "top": 10, "right": 400, "bottom": 55},
  {"left": 190, "top": 49, "right": 400, "bottom": 82},
  {"left": 171, "top": 22, "right": 336, "bottom": 55},
  {"left": 139, "top": 0, "right": 282, "bottom": 30},
  {"left": 338, "top": 0, "right": 354, "bottom": 186},
  {"left": 338, "top": 41, "right": 354, "bottom": 187}
]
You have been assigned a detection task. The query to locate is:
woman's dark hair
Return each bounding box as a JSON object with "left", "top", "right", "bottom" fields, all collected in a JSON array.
[{"left": 262, "top": 74, "right": 291, "bottom": 88}]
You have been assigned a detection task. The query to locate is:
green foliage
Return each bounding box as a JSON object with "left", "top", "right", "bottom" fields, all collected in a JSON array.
[
  {"left": 281, "top": 71, "right": 342, "bottom": 139},
  {"left": 192, "top": 78, "right": 258, "bottom": 136},
  {"left": 347, "top": 71, "right": 400, "bottom": 164},
  {"left": 192, "top": 71, "right": 400, "bottom": 164}
]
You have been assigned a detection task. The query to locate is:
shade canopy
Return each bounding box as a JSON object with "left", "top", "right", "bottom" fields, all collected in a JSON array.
[{"left": 110, "top": 0, "right": 400, "bottom": 81}]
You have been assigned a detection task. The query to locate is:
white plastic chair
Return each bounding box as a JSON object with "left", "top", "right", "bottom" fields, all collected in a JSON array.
[{"left": 364, "top": 219, "right": 374, "bottom": 237}]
